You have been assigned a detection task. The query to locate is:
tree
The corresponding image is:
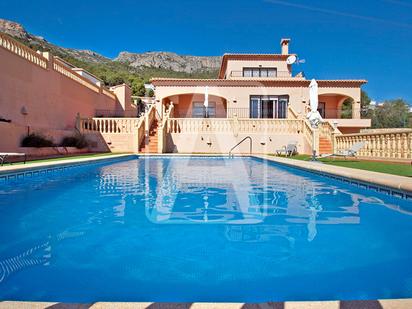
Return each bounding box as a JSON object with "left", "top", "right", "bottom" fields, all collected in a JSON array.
[
  {"left": 409, "top": 109, "right": 412, "bottom": 128},
  {"left": 340, "top": 90, "right": 371, "bottom": 119},
  {"left": 340, "top": 98, "right": 352, "bottom": 119},
  {"left": 370, "top": 99, "right": 410, "bottom": 128},
  {"left": 132, "top": 82, "right": 146, "bottom": 96},
  {"left": 360, "top": 90, "right": 371, "bottom": 117}
]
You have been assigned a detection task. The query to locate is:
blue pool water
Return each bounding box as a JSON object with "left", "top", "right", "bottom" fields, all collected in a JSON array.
[{"left": 0, "top": 156, "right": 412, "bottom": 303}]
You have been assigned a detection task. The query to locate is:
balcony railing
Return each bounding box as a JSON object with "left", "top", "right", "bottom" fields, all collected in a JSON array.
[
  {"left": 167, "top": 118, "right": 305, "bottom": 134},
  {"left": 227, "top": 108, "right": 250, "bottom": 118},
  {"left": 229, "top": 70, "right": 292, "bottom": 78},
  {"left": 226, "top": 108, "right": 289, "bottom": 119}
]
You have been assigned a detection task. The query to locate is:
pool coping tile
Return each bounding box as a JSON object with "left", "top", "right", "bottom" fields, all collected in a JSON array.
[
  {"left": 1, "top": 300, "right": 412, "bottom": 309},
  {"left": 255, "top": 155, "right": 412, "bottom": 195},
  {"left": 0, "top": 154, "right": 136, "bottom": 176}
]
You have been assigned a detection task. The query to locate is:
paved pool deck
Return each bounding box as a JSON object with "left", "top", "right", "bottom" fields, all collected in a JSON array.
[
  {"left": 0, "top": 153, "right": 134, "bottom": 175},
  {"left": 255, "top": 155, "right": 412, "bottom": 194},
  {"left": 1, "top": 299, "right": 412, "bottom": 309}
]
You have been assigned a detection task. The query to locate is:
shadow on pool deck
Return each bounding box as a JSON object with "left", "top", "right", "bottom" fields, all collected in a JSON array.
[
  {"left": 340, "top": 300, "right": 383, "bottom": 309},
  {"left": 45, "top": 304, "right": 93, "bottom": 309}
]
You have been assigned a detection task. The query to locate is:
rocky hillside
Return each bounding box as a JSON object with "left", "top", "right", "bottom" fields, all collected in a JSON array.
[
  {"left": 0, "top": 18, "right": 220, "bottom": 74},
  {"left": 115, "top": 51, "right": 221, "bottom": 74},
  {"left": 0, "top": 19, "right": 110, "bottom": 63}
]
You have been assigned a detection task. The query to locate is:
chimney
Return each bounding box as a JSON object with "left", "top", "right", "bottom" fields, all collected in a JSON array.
[{"left": 280, "top": 38, "right": 290, "bottom": 55}]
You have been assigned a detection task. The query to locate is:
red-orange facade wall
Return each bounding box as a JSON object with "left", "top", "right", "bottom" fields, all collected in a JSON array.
[{"left": 0, "top": 47, "right": 120, "bottom": 131}]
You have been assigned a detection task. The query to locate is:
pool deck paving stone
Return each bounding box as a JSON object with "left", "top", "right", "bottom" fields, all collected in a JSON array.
[
  {"left": 1, "top": 300, "right": 412, "bottom": 309},
  {"left": 1, "top": 153, "right": 411, "bottom": 308},
  {"left": 0, "top": 154, "right": 135, "bottom": 175}
]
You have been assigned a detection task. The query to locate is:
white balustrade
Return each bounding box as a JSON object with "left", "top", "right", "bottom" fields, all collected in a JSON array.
[
  {"left": 335, "top": 129, "right": 412, "bottom": 159},
  {"left": 78, "top": 117, "right": 143, "bottom": 134},
  {"left": 0, "top": 32, "right": 48, "bottom": 69},
  {"left": 166, "top": 118, "right": 304, "bottom": 134}
]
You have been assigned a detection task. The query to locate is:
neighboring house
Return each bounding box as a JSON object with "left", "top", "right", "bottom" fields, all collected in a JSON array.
[{"left": 152, "top": 39, "right": 370, "bottom": 135}]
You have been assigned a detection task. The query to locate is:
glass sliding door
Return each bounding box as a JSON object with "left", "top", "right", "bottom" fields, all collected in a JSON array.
[
  {"left": 192, "top": 102, "right": 217, "bottom": 118},
  {"left": 249, "top": 95, "right": 289, "bottom": 119},
  {"left": 261, "top": 98, "right": 274, "bottom": 118},
  {"left": 277, "top": 97, "right": 288, "bottom": 119},
  {"left": 250, "top": 96, "right": 261, "bottom": 118}
]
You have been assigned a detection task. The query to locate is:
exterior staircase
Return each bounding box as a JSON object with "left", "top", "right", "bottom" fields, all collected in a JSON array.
[
  {"left": 319, "top": 137, "right": 333, "bottom": 155},
  {"left": 140, "top": 120, "right": 159, "bottom": 153}
]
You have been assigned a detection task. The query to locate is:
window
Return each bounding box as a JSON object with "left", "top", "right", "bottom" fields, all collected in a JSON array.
[
  {"left": 243, "top": 69, "right": 252, "bottom": 77},
  {"left": 249, "top": 96, "right": 289, "bottom": 119},
  {"left": 318, "top": 102, "right": 326, "bottom": 118},
  {"left": 267, "top": 68, "right": 277, "bottom": 77},
  {"left": 243, "top": 67, "right": 277, "bottom": 77},
  {"left": 192, "top": 102, "right": 205, "bottom": 118},
  {"left": 278, "top": 97, "right": 288, "bottom": 118},
  {"left": 192, "top": 102, "right": 216, "bottom": 118}
]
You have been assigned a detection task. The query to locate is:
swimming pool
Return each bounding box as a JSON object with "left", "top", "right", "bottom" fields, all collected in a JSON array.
[{"left": 0, "top": 156, "right": 411, "bottom": 303}]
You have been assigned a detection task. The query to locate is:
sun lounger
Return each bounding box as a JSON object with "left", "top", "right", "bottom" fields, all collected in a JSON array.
[
  {"left": 321, "top": 141, "right": 367, "bottom": 159},
  {"left": 276, "top": 142, "right": 298, "bottom": 157},
  {"left": 0, "top": 153, "right": 27, "bottom": 166}
]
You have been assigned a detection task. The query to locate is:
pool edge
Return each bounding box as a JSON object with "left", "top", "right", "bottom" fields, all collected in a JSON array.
[
  {"left": 1, "top": 299, "right": 412, "bottom": 309},
  {"left": 1, "top": 153, "right": 410, "bottom": 196}
]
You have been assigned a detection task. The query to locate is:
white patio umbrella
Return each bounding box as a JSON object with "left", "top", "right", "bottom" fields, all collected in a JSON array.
[
  {"left": 306, "top": 79, "right": 323, "bottom": 160},
  {"left": 204, "top": 86, "right": 209, "bottom": 118},
  {"left": 307, "top": 79, "right": 323, "bottom": 127}
]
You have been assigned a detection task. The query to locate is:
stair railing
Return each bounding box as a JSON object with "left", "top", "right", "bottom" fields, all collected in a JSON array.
[
  {"left": 229, "top": 136, "right": 252, "bottom": 157},
  {"left": 158, "top": 103, "right": 174, "bottom": 153}
]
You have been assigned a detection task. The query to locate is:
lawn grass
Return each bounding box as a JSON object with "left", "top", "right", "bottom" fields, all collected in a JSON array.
[
  {"left": 1, "top": 152, "right": 124, "bottom": 167},
  {"left": 282, "top": 154, "right": 412, "bottom": 177}
]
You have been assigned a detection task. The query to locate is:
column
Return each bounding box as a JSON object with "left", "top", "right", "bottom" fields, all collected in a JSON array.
[{"left": 352, "top": 101, "right": 361, "bottom": 119}]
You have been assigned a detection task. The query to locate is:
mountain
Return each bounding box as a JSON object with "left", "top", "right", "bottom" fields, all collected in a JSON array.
[
  {"left": 0, "top": 18, "right": 220, "bottom": 76},
  {"left": 0, "top": 19, "right": 110, "bottom": 63},
  {"left": 115, "top": 51, "right": 221, "bottom": 74}
]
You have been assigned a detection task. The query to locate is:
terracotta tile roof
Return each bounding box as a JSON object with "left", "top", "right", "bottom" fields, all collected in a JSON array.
[
  {"left": 218, "top": 53, "right": 294, "bottom": 78},
  {"left": 151, "top": 78, "right": 367, "bottom": 88}
]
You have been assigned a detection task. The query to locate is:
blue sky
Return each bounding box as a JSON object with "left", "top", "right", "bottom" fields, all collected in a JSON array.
[{"left": 1, "top": 0, "right": 412, "bottom": 103}]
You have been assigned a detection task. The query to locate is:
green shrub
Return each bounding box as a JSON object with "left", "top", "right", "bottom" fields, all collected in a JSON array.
[
  {"left": 60, "top": 134, "right": 88, "bottom": 149},
  {"left": 21, "top": 133, "right": 54, "bottom": 147}
]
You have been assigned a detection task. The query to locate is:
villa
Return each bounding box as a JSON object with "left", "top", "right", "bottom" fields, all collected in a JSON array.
[
  {"left": 153, "top": 39, "right": 369, "bottom": 133},
  {"left": 148, "top": 39, "right": 371, "bottom": 154}
]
